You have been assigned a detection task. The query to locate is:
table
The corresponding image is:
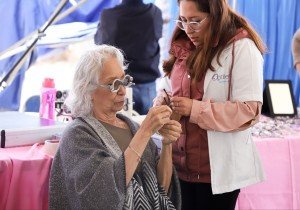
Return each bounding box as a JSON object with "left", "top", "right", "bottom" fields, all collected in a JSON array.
[
  {"left": 1, "top": 137, "right": 300, "bottom": 210},
  {"left": 0, "top": 144, "right": 53, "bottom": 210},
  {"left": 236, "top": 136, "right": 300, "bottom": 210}
]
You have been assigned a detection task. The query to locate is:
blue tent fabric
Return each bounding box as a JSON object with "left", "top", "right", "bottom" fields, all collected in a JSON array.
[
  {"left": 159, "top": 0, "right": 300, "bottom": 106},
  {"left": 0, "top": 0, "right": 120, "bottom": 110},
  {"left": 235, "top": 0, "right": 300, "bottom": 105},
  {"left": 2, "top": 0, "right": 300, "bottom": 110}
]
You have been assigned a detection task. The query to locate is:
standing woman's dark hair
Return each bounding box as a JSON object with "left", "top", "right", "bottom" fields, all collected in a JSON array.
[{"left": 163, "top": 0, "right": 266, "bottom": 82}]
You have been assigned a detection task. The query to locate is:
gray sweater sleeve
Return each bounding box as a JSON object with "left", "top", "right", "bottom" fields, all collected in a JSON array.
[
  {"left": 292, "top": 29, "right": 300, "bottom": 66},
  {"left": 51, "top": 121, "right": 127, "bottom": 210}
]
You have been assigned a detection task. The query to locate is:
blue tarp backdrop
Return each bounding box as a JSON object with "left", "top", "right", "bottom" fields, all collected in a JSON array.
[
  {"left": 169, "top": 0, "right": 300, "bottom": 106},
  {"left": 0, "top": 0, "right": 120, "bottom": 110},
  {"left": 235, "top": 0, "right": 300, "bottom": 106},
  {"left": 0, "top": 0, "right": 300, "bottom": 110}
]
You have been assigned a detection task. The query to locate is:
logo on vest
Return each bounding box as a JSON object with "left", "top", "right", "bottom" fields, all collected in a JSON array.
[{"left": 212, "top": 73, "right": 229, "bottom": 83}]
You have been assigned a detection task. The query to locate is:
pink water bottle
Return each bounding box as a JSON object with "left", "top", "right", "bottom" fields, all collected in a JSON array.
[{"left": 39, "top": 78, "right": 56, "bottom": 120}]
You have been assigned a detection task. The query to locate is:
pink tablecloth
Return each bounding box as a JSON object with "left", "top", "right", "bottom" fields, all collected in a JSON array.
[
  {"left": 1, "top": 138, "right": 300, "bottom": 210},
  {"left": 237, "top": 137, "right": 300, "bottom": 210},
  {"left": 0, "top": 144, "right": 53, "bottom": 210},
  {"left": 0, "top": 153, "right": 12, "bottom": 210}
]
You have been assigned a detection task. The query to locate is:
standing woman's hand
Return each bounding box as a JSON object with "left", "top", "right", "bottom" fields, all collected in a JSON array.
[
  {"left": 171, "top": 96, "right": 193, "bottom": 116},
  {"left": 139, "top": 105, "right": 172, "bottom": 137}
]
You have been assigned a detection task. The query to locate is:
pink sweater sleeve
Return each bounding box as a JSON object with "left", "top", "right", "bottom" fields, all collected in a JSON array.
[{"left": 189, "top": 100, "right": 261, "bottom": 132}]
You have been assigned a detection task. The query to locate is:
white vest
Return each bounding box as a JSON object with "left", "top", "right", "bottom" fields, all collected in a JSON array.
[{"left": 203, "top": 38, "right": 265, "bottom": 194}]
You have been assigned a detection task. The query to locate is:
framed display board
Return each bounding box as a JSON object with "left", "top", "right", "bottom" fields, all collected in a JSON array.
[{"left": 262, "top": 80, "right": 297, "bottom": 117}]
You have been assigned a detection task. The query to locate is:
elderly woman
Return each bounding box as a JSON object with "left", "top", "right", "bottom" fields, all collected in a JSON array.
[{"left": 49, "top": 45, "right": 182, "bottom": 210}]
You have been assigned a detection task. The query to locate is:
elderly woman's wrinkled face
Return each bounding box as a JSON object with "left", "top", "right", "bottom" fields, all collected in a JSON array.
[
  {"left": 92, "top": 57, "right": 126, "bottom": 114},
  {"left": 179, "top": 1, "right": 210, "bottom": 47}
]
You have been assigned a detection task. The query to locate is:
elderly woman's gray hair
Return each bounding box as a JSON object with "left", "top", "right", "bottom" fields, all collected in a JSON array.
[{"left": 66, "top": 45, "right": 126, "bottom": 117}]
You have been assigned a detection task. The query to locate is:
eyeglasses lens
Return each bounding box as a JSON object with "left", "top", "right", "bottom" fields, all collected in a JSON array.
[
  {"left": 189, "top": 22, "right": 199, "bottom": 30},
  {"left": 123, "top": 75, "right": 131, "bottom": 85},
  {"left": 112, "top": 79, "right": 123, "bottom": 91},
  {"left": 176, "top": 21, "right": 184, "bottom": 30}
]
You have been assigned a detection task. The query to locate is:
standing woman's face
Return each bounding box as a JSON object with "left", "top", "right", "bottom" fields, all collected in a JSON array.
[{"left": 179, "top": 1, "right": 210, "bottom": 47}]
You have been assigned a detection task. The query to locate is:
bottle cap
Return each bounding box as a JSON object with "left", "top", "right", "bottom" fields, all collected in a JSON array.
[{"left": 42, "top": 78, "right": 55, "bottom": 88}]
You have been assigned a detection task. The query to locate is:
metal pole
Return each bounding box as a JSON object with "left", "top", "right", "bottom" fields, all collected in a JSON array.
[
  {"left": 232, "top": 0, "right": 237, "bottom": 11},
  {"left": 0, "top": 0, "right": 88, "bottom": 60},
  {"left": 0, "top": 0, "right": 88, "bottom": 91}
]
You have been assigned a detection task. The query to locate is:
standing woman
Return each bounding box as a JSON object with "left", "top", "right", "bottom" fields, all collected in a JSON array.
[{"left": 156, "top": 0, "right": 266, "bottom": 209}]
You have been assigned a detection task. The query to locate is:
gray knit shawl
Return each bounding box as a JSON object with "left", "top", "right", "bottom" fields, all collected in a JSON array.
[{"left": 49, "top": 114, "right": 181, "bottom": 210}]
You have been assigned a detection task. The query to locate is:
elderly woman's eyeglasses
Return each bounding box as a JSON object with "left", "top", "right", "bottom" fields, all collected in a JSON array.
[
  {"left": 175, "top": 16, "right": 208, "bottom": 32},
  {"left": 98, "top": 75, "right": 135, "bottom": 93}
]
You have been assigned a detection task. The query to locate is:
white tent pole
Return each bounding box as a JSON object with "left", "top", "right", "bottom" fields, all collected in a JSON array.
[
  {"left": 0, "top": 0, "right": 89, "bottom": 91},
  {"left": 232, "top": 0, "right": 237, "bottom": 11},
  {"left": 53, "top": 0, "right": 88, "bottom": 24},
  {"left": 0, "top": 0, "right": 88, "bottom": 60}
]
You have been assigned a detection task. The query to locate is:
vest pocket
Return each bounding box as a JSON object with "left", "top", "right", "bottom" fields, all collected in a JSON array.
[{"left": 234, "top": 132, "right": 256, "bottom": 181}]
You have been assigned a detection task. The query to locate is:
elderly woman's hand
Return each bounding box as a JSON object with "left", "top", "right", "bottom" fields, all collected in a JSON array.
[
  {"left": 140, "top": 105, "right": 172, "bottom": 137},
  {"left": 158, "top": 120, "right": 182, "bottom": 145}
]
